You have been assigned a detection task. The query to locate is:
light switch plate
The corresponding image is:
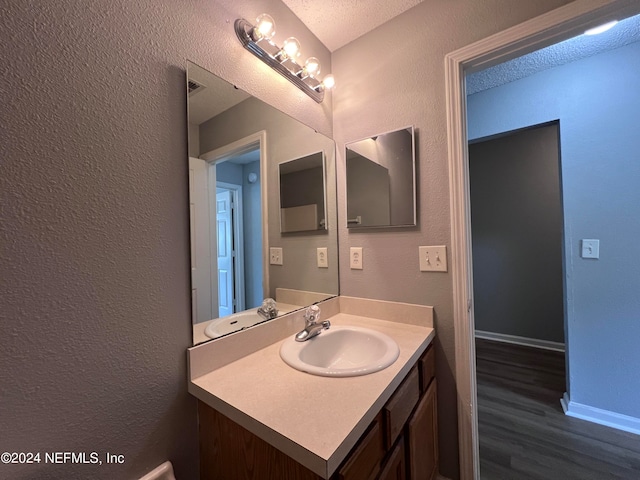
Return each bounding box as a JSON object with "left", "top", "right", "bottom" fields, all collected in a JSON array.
[
  {"left": 350, "top": 247, "right": 363, "bottom": 270},
  {"left": 581, "top": 239, "right": 599, "bottom": 259},
  {"left": 419, "top": 246, "right": 447, "bottom": 272},
  {"left": 317, "top": 247, "right": 328, "bottom": 268},
  {"left": 269, "top": 247, "right": 283, "bottom": 265}
]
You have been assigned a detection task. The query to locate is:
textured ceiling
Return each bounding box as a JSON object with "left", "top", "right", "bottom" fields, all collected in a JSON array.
[
  {"left": 466, "top": 14, "right": 640, "bottom": 95},
  {"left": 282, "top": 0, "right": 425, "bottom": 52}
]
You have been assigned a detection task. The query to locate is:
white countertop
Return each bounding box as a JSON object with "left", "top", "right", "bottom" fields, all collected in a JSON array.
[{"left": 189, "top": 311, "right": 434, "bottom": 478}]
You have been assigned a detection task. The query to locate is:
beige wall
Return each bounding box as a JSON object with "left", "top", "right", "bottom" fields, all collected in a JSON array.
[
  {"left": 0, "top": 1, "right": 330, "bottom": 479},
  {"left": 331, "top": 0, "right": 571, "bottom": 477}
]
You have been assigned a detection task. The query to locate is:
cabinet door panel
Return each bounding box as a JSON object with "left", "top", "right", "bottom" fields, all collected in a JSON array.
[
  {"left": 407, "top": 379, "right": 438, "bottom": 480},
  {"left": 378, "top": 436, "right": 406, "bottom": 480},
  {"left": 338, "top": 418, "right": 384, "bottom": 480}
]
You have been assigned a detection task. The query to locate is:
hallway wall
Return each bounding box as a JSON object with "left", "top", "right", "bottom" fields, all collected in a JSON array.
[
  {"left": 468, "top": 40, "right": 640, "bottom": 420},
  {"left": 469, "top": 123, "right": 564, "bottom": 344}
]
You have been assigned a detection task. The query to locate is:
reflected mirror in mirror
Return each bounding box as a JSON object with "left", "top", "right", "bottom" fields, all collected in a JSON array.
[
  {"left": 187, "top": 61, "right": 339, "bottom": 346},
  {"left": 345, "top": 126, "right": 416, "bottom": 228},
  {"left": 279, "top": 152, "right": 326, "bottom": 233}
]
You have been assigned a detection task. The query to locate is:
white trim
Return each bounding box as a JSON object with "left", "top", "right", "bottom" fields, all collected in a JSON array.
[
  {"left": 562, "top": 392, "right": 640, "bottom": 436},
  {"left": 475, "top": 330, "right": 565, "bottom": 352},
  {"left": 445, "top": 1, "right": 640, "bottom": 478}
]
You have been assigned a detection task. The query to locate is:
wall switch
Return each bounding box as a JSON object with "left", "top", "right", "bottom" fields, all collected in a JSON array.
[
  {"left": 581, "top": 239, "right": 599, "bottom": 259},
  {"left": 419, "top": 246, "right": 447, "bottom": 272},
  {"left": 269, "top": 247, "right": 283, "bottom": 265},
  {"left": 317, "top": 247, "right": 328, "bottom": 268},
  {"left": 350, "top": 247, "right": 363, "bottom": 270}
]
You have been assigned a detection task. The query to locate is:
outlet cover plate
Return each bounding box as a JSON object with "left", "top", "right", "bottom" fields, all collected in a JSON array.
[
  {"left": 269, "top": 247, "right": 283, "bottom": 265},
  {"left": 581, "top": 239, "right": 599, "bottom": 259},
  {"left": 419, "top": 245, "right": 447, "bottom": 272},
  {"left": 317, "top": 247, "right": 328, "bottom": 268},
  {"left": 350, "top": 247, "right": 363, "bottom": 270}
]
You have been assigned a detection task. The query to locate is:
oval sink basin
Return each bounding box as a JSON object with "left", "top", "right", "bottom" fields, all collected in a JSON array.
[
  {"left": 279, "top": 326, "right": 400, "bottom": 377},
  {"left": 204, "top": 309, "right": 263, "bottom": 339}
]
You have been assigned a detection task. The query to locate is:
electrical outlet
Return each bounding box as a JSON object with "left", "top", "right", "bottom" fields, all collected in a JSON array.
[
  {"left": 350, "top": 247, "right": 363, "bottom": 270},
  {"left": 317, "top": 247, "right": 328, "bottom": 268},
  {"left": 269, "top": 247, "right": 283, "bottom": 265},
  {"left": 419, "top": 246, "right": 447, "bottom": 272}
]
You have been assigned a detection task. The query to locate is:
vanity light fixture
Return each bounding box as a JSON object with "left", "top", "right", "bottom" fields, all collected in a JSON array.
[{"left": 235, "top": 14, "right": 336, "bottom": 103}]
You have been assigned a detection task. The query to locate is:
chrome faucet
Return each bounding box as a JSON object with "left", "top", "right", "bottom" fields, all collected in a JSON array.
[
  {"left": 257, "top": 298, "right": 278, "bottom": 320},
  {"left": 295, "top": 305, "right": 330, "bottom": 342}
]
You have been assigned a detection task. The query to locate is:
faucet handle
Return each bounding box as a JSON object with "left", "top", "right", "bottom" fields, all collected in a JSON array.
[
  {"left": 261, "top": 297, "right": 277, "bottom": 311},
  {"left": 304, "top": 305, "right": 321, "bottom": 324}
]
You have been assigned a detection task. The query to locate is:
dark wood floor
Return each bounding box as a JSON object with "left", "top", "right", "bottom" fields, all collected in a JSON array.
[{"left": 476, "top": 338, "right": 640, "bottom": 479}]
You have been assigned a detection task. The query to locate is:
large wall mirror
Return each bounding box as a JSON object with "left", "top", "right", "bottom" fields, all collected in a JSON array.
[
  {"left": 345, "top": 126, "right": 416, "bottom": 228},
  {"left": 187, "top": 61, "right": 339, "bottom": 345}
]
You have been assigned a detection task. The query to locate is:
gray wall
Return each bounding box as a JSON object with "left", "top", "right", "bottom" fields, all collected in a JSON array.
[
  {"left": 331, "top": 0, "right": 571, "bottom": 477},
  {"left": 469, "top": 123, "right": 564, "bottom": 343},
  {"left": 0, "top": 1, "right": 330, "bottom": 479}
]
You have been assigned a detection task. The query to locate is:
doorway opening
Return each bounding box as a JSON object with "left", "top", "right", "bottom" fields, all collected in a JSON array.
[
  {"left": 200, "top": 131, "right": 267, "bottom": 321},
  {"left": 446, "top": 2, "right": 640, "bottom": 478}
]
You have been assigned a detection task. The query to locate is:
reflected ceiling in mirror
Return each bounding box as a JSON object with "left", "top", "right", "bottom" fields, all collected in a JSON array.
[
  {"left": 345, "top": 126, "right": 416, "bottom": 228},
  {"left": 187, "top": 61, "right": 339, "bottom": 346}
]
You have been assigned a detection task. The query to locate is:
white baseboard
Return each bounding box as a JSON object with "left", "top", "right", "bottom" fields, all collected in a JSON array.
[
  {"left": 475, "top": 330, "right": 565, "bottom": 352},
  {"left": 561, "top": 392, "right": 640, "bottom": 436}
]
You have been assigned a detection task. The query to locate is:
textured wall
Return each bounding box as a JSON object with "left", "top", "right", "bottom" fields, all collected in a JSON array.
[
  {"left": 468, "top": 40, "right": 640, "bottom": 419},
  {"left": 331, "top": 0, "right": 572, "bottom": 477},
  {"left": 0, "top": 1, "right": 330, "bottom": 479}
]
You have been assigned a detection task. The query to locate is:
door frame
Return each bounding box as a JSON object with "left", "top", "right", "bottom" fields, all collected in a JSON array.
[
  {"left": 216, "top": 181, "right": 245, "bottom": 313},
  {"left": 201, "top": 130, "right": 269, "bottom": 303},
  {"left": 444, "top": 1, "right": 640, "bottom": 478}
]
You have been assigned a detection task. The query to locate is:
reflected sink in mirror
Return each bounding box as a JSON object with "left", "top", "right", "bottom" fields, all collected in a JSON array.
[
  {"left": 204, "top": 308, "right": 263, "bottom": 339},
  {"left": 279, "top": 326, "right": 400, "bottom": 377},
  {"left": 200, "top": 302, "right": 301, "bottom": 341}
]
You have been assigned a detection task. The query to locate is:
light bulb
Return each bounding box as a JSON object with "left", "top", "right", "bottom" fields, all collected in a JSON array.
[
  {"left": 281, "top": 37, "right": 301, "bottom": 59},
  {"left": 584, "top": 20, "right": 618, "bottom": 35},
  {"left": 254, "top": 13, "right": 276, "bottom": 40},
  {"left": 303, "top": 57, "right": 321, "bottom": 78},
  {"left": 322, "top": 74, "right": 336, "bottom": 90}
]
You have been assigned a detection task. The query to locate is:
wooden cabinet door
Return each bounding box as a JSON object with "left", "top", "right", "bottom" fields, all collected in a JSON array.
[
  {"left": 338, "top": 418, "right": 384, "bottom": 480},
  {"left": 378, "top": 437, "right": 406, "bottom": 480},
  {"left": 407, "top": 379, "right": 438, "bottom": 480}
]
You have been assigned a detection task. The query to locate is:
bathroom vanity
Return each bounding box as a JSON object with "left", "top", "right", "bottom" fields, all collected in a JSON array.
[{"left": 188, "top": 297, "right": 437, "bottom": 479}]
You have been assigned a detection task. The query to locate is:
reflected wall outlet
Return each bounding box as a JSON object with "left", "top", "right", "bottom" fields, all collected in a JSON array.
[
  {"left": 269, "top": 247, "right": 283, "bottom": 265},
  {"left": 317, "top": 247, "right": 328, "bottom": 268},
  {"left": 350, "top": 247, "right": 363, "bottom": 270},
  {"left": 419, "top": 245, "right": 447, "bottom": 272},
  {"left": 581, "top": 239, "right": 600, "bottom": 259}
]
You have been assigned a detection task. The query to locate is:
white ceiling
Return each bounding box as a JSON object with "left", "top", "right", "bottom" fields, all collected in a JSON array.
[{"left": 281, "top": 0, "right": 425, "bottom": 52}]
